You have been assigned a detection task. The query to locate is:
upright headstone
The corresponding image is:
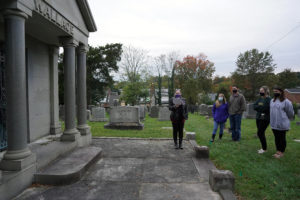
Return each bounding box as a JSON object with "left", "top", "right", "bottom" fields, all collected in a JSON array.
[
  {"left": 158, "top": 106, "right": 171, "bottom": 121},
  {"left": 86, "top": 110, "right": 91, "bottom": 121},
  {"left": 90, "top": 107, "right": 108, "bottom": 122},
  {"left": 200, "top": 104, "right": 208, "bottom": 115},
  {"left": 149, "top": 106, "right": 159, "bottom": 118},
  {"left": 207, "top": 105, "right": 213, "bottom": 117},
  {"left": 109, "top": 92, "right": 119, "bottom": 107},
  {"left": 244, "top": 103, "right": 256, "bottom": 119},
  {"left": 104, "top": 106, "right": 144, "bottom": 130},
  {"left": 135, "top": 106, "right": 145, "bottom": 121}
]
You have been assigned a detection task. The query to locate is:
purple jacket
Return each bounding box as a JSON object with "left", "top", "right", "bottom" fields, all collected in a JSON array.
[{"left": 212, "top": 103, "right": 229, "bottom": 123}]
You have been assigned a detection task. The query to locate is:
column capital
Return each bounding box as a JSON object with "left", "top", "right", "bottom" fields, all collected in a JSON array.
[
  {"left": 60, "top": 37, "right": 78, "bottom": 48},
  {"left": 77, "top": 44, "right": 89, "bottom": 53},
  {"left": 3, "top": 9, "right": 28, "bottom": 19}
]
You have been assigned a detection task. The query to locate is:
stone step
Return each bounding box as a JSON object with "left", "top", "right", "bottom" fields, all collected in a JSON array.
[{"left": 34, "top": 146, "right": 102, "bottom": 185}]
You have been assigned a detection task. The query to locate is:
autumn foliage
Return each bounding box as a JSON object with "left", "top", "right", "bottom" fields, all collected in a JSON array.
[{"left": 174, "top": 54, "right": 215, "bottom": 104}]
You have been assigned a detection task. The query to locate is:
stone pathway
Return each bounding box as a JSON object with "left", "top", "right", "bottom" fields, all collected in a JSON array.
[{"left": 14, "top": 139, "right": 221, "bottom": 200}]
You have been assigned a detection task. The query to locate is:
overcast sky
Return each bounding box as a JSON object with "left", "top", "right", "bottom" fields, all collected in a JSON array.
[{"left": 88, "top": 0, "right": 300, "bottom": 77}]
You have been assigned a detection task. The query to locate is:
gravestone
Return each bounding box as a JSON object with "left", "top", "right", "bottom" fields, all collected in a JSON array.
[
  {"left": 243, "top": 103, "right": 256, "bottom": 119},
  {"left": 135, "top": 106, "right": 145, "bottom": 121},
  {"left": 297, "top": 109, "right": 300, "bottom": 118},
  {"left": 86, "top": 110, "right": 91, "bottom": 121},
  {"left": 158, "top": 106, "right": 171, "bottom": 121},
  {"left": 200, "top": 104, "right": 208, "bottom": 115},
  {"left": 104, "top": 106, "right": 144, "bottom": 130},
  {"left": 90, "top": 107, "right": 108, "bottom": 122},
  {"left": 149, "top": 106, "right": 159, "bottom": 118},
  {"left": 109, "top": 92, "right": 119, "bottom": 107},
  {"left": 207, "top": 105, "right": 213, "bottom": 117}
]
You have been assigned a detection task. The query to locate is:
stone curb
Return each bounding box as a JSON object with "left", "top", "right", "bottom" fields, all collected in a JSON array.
[
  {"left": 34, "top": 146, "right": 102, "bottom": 185},
  {"left": 189, "top": 140, "right": 210, "bottom": 159},
  {"left": 92, "top": 137, "right": 187, "bottom": 140},
  {"left": 209, "top": 169, "right": 236, "bottom": 200}
]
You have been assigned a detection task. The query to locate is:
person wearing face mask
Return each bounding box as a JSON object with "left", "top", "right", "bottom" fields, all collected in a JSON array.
[
  {"left": 210, "top": 93, "right": 229, "bottom": 142},
  {"left": 228, "top": 86, "right": 246, "bottom": 141},
  {"left": 169, "top": 89, "right": 188, "bottom": 149},
  {"left": 270, "top": 86, "right": 294, "bottom": 158},
  {"left": 254, "top": 86, "right": 271, "bottom": 154}
]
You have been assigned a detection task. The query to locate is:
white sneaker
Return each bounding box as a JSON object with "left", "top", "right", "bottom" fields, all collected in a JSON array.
[{"left": 258, "top": 149, "right": 266, "bottom": 154}]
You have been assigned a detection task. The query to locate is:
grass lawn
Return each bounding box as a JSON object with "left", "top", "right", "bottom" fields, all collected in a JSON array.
[{"left": 88, "top": 113, "right": 300, "bottom": 200}]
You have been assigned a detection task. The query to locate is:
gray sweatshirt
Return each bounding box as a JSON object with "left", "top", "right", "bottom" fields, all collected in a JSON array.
[
  {"left": 228, "top": 93, "right": 246, "bottom": 115},
  {"left": 270, "top": 98, "right": 294, "bottom": 131}
]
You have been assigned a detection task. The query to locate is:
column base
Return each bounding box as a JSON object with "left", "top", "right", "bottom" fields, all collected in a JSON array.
[
  {"left": 0, "top": 152, "right": 36, "bottom": 171},
  {"left": 50, "top": 124, "right": 62, "bottom": 135},
  {"left": 61, "top": 129, "right": 81, "bottom": 142},
  {"left": 78, "top": 132, "right": 92, "bottom": 147},
  {"left": 77, "top": 124, "right": 91, "bottom": 135}
]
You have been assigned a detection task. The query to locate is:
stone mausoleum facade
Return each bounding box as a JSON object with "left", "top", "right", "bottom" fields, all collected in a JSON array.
[{"left": 0, "top": 0, "right": 96, "bottom": 199}]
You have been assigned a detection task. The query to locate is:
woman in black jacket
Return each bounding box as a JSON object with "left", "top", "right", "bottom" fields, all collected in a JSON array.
[
  {"left": 169, "top": 90, "right": 188, "bottom": 149},
  {"left": 254, "top": 86, "right": 271, "bottom": 154}
]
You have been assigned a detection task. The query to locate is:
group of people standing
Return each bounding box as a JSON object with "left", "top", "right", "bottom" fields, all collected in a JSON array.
[
  {"left": 210, "top": 85, "right": 294, "bottom": 158},
  {"left": 169, "top": 86, "right": 294, "bottom": 159}
]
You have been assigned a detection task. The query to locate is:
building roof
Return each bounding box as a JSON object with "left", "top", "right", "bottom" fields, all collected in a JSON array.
[
  {"left": 285, "top": 88, "right": 300, "bottom": 94},
  {"left": 76, "top": 0, "right": 97, "bottom": 32}
]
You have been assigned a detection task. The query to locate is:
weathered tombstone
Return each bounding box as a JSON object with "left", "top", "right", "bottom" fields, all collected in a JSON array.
[
  {"left": 90, "top": 107, "right": 108, "bottom": 122},
  {"left": 207, "top": 105, "right": 213, "bottom": 117},
  {"left": 244, "top": 103, "right": 256, "bottom": 119},
  {"left": 86, "top": 110, "right": 91, "bottom": 121},
  {"left": 109, "top": 92, "right": 119, "bottom": 107},
  {"left": 149, "top": 106, "right": 159, "bottom": 118},
  {"left": 158, "top": 106, "right": 171, "bottom": 121},
  {"left": 104, "top": 106, "right": 144, "bottom": 130},
  {"left": 200, "top": 104, "right": 208, "bottom": 115},
  {"left": 136, "top": 106, "right": 145, "bottom": 121},
  {"left": 297, "top": 109, "right": 300, "bottom": 118}
]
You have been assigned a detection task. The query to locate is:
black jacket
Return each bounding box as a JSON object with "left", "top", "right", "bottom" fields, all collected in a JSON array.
[
  {"left": 254, "top": 96, "right": 271, "bottom": 121},
  {"left": 169, "top": 97, "right": 188, "bottom": 122}
]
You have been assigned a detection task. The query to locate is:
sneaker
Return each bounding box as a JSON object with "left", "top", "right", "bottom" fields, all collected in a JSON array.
[
  {"left": 258, "top": 149, "right": 266, "bottom": 154},
  {"left": 274, "top": 152, "right": 284, "bottom": 159}
]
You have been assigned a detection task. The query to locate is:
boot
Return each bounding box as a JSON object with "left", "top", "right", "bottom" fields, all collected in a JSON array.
[
  {"left": 174, "top": 143, "right": 179, "bottom": 149},
  {"left": 210, "top": 134, "right": 216, "bottom": 142},
  {"left": 179, "top": 139, "right": 183, "bottom": 149},
  {"left": 219, "top": 134, "right": 223, "bottom": 140}
]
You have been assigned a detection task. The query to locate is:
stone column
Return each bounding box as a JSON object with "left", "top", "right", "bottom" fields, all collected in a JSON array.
[
  {"left": 60, "top": 38, "right": 80, "bottom": 141},
  {"left": 76, "top": 44, "right": 90, "bottom": 135},
  {"left": 49, "top": 46, "right": 61, "bottom": 134},
  {"left": 0, "top": 10, "right": 35, "bottom": 171}
]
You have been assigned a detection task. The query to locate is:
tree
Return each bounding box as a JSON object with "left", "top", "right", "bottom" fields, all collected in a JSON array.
[
  {"left": 174, "top": 53, "right": 215, "bottom": 104},
  {"left": 277, "top": 68, "right": 300, "bottom": 89},
  {"left": 121, "top": 75, "right": 148, "bottom": 106},
  {"left": 154, "top": 55, "right": 166, "bottom": 105},
  {"left": 232, "top": 49, "right": 276, "bottom": 101},
  {"left": 120, "top": 46, "right": 148, "bottom": 83},
  {"left": 166, "top": 51, "right": 180, "bottom": 98},
  {"left": 86, "top": 44, "right": 122, "bottom": 104}
]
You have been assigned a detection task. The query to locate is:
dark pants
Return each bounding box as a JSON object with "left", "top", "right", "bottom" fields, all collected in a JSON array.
[
  {"left": 229, "top": 114, "right": 242, "bottom": 141},
  {"left": 172, "top": 122, "right": 185, "bottom": 145},
  {"left": 256, "top": 119, "right": 269, "bottom": 150},
  {"left": 272, "top": 129, "right": 287, "bottom": 153}
]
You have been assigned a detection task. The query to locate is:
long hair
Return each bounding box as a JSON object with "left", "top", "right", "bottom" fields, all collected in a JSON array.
[
  {"left": 273, "top": 86, "right": 285, "bottom": 102},
  {"left": 260, "top": 86, "right": 270, "bottom": 96},
  {"left": 215, "top": 93, "right": 227, "bottom": 108}
]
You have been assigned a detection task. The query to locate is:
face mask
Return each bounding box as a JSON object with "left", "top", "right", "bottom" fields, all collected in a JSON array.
[
  {"left": 232, "top": 89, "right": 237, "bottom": 93},
  {"left": 259, "top": 92, "right": 265, "bottom": 96},
  {"left": 175, "top": 94, "right": 181, "bottom": 98},
  {"left": 218, "top": 97, "right": 223, "bottom": 101},
  {"left": 274, "top": 93, "right": 280, "bottom": 98}
]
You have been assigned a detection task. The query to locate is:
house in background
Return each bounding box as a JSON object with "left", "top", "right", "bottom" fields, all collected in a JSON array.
[{"left": 284, "top": 88, "right": 300, "bottom": 104}]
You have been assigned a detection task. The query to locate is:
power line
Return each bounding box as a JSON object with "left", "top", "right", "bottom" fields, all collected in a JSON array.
[{"left": 265, "top": 23, "right": 300, "bottom": 51}]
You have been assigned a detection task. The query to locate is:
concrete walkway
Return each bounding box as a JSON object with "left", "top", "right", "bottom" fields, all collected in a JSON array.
[{"left": 14, "top": 138, "right": 221, "bottom": 200}]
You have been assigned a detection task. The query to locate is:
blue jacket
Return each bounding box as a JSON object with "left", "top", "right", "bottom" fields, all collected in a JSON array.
[{"left": 212, "top": 103, "right": 229, "bottom": 123}]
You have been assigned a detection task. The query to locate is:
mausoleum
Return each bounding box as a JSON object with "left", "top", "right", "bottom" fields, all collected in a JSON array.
[{"left": 0, "top": 0, "right": 96, "bottom": 199}]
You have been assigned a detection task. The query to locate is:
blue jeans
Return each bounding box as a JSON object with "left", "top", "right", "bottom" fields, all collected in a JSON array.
[
  {"left": 230, "top": 114, "right": 242, "bottom": 141},
  {"left": 212, "top": 121, "right": 225, "bottom": 136}
]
